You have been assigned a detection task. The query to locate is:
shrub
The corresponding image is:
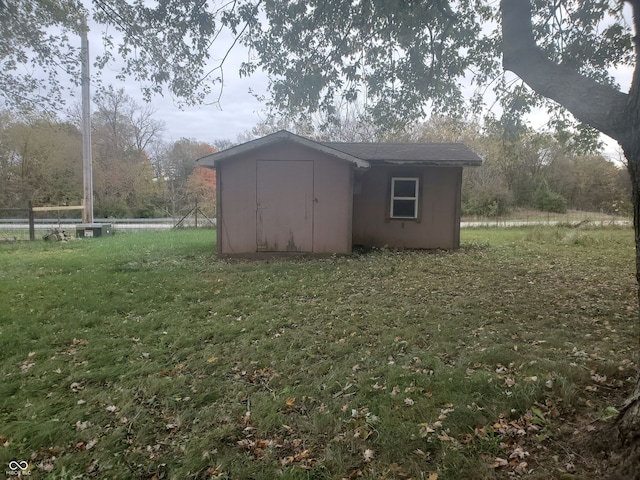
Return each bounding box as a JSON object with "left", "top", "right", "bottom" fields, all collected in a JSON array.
[
  {"left": 533, "top": 181, "right": 567, "bottom": 213},
  {"left": 463, "top": 192, "right": 511, "bottom": 217}
]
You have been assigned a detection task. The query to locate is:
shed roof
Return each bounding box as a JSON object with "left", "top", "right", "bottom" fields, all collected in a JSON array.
[
  {"left": 321, "top": 142, "right": 483, "bottom": 167},
  {"left": 197, "top": 130, "right": 483, "bottom": 168},
  {"left": 197, "top": 130, "right": 370, "bottom": 169}
]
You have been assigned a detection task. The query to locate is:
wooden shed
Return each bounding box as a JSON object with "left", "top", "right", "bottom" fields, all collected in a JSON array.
[{"left": 198, "top": 130, "right": 482, "bottom": 257}]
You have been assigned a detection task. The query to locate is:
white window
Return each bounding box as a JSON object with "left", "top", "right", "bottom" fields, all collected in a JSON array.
[{"left": 390, "top": 177, "right": 419, "bottom": 219}]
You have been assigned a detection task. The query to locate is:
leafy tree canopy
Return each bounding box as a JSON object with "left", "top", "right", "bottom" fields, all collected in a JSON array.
[
  {"left": 1, "top": 1, "right": 633, "bottom": 137},
  {"left": 0, "top": 0, "right": 87, "bottom": 112}
]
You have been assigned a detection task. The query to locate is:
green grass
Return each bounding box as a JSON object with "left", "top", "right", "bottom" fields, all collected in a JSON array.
[{"left": 0, "top": 227, "right": 637, "bottom": 479}]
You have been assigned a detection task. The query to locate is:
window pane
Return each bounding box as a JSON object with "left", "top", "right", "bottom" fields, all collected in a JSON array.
[
  {"left": 392, "top": 199, "right": 416, "bottom": 218},
  {"left": 394, "top": 180, "right": 416, "bottom": 197}
]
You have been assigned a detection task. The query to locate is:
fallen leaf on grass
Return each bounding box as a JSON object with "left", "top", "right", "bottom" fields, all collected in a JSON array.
[
  {"left": 419, "top": 423, "right": 435, "bottom": 437},
  {"left": 75, "top": 420, "right": 90, "bottom": 431},
  {"left": 86, "top": 438, "right": 98, "bottom": 450},
  {"left": 20, "top": 359, "right": 35, "bottom": 372},
  {"left": 492, "top": 457, "right": 509, "bottom": 468},
  {"left": 509, "top": 447, "right": 529, "bottom": 460},
  {"left": 591, "top": 373, "right": 607, "bottom": 383},
  {"left": 363, "top": 448, "right": 375, "bottom": 462}
]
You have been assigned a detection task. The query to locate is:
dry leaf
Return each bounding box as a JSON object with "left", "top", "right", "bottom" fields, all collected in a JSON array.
[
  {"left": 86, "top": 438, "right": 98, "bottom": 450},
  {"left": 419, "top": 423, "right": 435, "bottom": 437},
  {"left": 363, "top": 449, "right": 375, "bottom": 462},
  {"left": 492, "top": 457, "right": 509, "bottom": 468},
  {"left": 75, "top": 420, "right": 90, "bottom": 431}
]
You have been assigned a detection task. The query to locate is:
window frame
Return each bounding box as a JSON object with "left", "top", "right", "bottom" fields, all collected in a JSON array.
[{"left": 389, "top": 176, "right": 420, "bottom": 219}]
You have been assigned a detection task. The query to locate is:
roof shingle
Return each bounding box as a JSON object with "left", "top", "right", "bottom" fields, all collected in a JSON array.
[{"left": 322, "top": 142, "right": 483, "bottom": 166}]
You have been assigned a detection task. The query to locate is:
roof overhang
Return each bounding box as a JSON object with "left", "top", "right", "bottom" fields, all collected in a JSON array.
[
  {"left": 197, "top": 130, "right": 370, "bottom": 169},
  {"left": 368, "top": 159, "right": 483, "bottom": 167}
]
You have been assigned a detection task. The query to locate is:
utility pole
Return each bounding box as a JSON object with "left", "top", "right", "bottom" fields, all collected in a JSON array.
[{"left": 81, "top": 17, "right": 93, "bottom": 225}]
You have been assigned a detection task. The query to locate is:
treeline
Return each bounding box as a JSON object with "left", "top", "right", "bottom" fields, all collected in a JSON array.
[
  {"left": 0, "top": 101, "right": 631, "bottom": 219},
  {"left": 454, "top": 121, "right": 631, "bottom": 217},
  {"left": 0, "top": 88, "right": 216, "bottom": 218}
]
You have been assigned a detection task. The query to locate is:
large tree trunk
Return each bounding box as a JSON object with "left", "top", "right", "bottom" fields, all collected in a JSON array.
[
  {"left": 501, "top": 0, "right": 640, "bottom": 475},
  {"left": 617, "top": 141, "right": 640, "bottom": 476}
]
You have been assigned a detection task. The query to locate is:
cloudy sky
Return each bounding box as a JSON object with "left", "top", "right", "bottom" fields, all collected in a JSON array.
[
  {"left": 85, "top": 19, "right": 270, "bottom": 146},
  {"left": 117, "top": 63, "right": 269, "bottom": 145}
]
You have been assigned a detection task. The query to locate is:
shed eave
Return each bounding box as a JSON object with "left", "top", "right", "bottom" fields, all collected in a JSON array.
[
  {"left": 197, "top": 130, "right": 370, "bottom": 169},
  {"left": 371, "top": 159, "right": 483, "bottom": 167}
]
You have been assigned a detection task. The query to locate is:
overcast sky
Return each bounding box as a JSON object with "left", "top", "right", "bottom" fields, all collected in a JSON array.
[
  {"left": 84, "top": 24, "right": 269, "bottom": 146},
  {"left": 117, "top": 65, "right": 269, "bottom": 145}
]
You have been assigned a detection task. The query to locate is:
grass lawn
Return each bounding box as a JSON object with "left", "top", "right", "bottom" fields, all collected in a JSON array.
[{"left": 0, "top": 227, "right": 637, "bottom": 479}]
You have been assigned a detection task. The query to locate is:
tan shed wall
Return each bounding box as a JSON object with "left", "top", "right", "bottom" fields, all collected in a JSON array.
[
  {"left": 216, "top": 142, "right": 353, "bottom": 256},
  {"left": 352, "top": 166, "right": 462, "bottom": 250},
  {"left": 312, "top": 157, "right": 352, "bottom": 253},
  {"left": 217, "top": 156, "right": 257, "bottom": 255}
]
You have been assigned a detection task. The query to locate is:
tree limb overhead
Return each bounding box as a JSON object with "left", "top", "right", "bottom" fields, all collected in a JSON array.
[{"left": 501, "top": 0, "right": 629, "bottom": 142}]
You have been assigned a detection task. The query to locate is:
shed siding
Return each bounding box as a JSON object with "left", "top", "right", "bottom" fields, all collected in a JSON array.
[
  {"left": 352, "top": 166, "right": 462, "bottom": 249},
  {"left": 256, "top": 160, "right": 313, "bottom": 252},
  {"left": 218, "top": 157, "right": 257, "bottom": 254},
  {"left": 217, "top": 142, "right": 352, "bottom": 255},
  {"left": 312, "top": 158, "right": 352, "bottom": 254}
]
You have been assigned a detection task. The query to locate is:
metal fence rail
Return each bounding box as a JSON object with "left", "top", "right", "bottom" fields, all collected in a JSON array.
[{"left": 0, "top": 218, "right": 213, "bottom": 242}]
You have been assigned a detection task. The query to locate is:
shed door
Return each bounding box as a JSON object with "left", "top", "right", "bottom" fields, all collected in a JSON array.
[{"left": 256, "top": 160, "right": 313, "bottom": 252}]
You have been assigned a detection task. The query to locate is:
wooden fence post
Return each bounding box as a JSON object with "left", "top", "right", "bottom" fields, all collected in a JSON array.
[{"left": 28, "top": 201, "right": 35, "bottom": 241}]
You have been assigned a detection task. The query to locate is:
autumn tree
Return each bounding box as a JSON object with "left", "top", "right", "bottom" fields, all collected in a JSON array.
[
  {"left": 0, "top": 112, "right": 83, "bottom": 210},
  {"left": 155, "top": 139, "right": 215, "bottom": 217},
  {"left": 186, "top": 165, "right": 217, "bottom": 216},
  {"left": 91, "top": 87, "right": 164, "bottom": 217}
]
